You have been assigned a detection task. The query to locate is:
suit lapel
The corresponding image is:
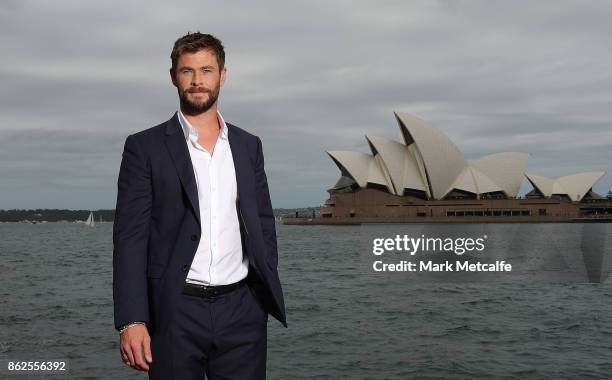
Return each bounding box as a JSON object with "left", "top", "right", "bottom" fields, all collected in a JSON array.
[
  {"left": 164, "top": 113, "right": 201, "bottom": 227},
  {"left": 227, "top": 124, "right": 250, "bottom": 205}
]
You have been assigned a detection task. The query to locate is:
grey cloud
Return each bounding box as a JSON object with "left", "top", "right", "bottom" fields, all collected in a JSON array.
[{"left": 1, "top": 0, "right": 611, "bottom": 209}]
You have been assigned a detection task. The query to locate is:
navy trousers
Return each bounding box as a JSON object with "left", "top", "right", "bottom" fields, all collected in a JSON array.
[{"left": 149, "top": 283, "right": 268, "bottom": 380}]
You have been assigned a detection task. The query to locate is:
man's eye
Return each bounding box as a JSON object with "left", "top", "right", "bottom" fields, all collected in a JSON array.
[{"left": 182, "top": 69, "right": 192, "bottom": 74}]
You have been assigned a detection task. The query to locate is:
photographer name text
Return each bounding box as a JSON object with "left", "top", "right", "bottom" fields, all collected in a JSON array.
[{"left": 373, "top": 260, "right": 512, "bottom": 272}]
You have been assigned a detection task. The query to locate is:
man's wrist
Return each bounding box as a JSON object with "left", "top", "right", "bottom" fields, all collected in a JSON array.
[{"left": 118, "top": 321, "right": 146, "bottom": 334}]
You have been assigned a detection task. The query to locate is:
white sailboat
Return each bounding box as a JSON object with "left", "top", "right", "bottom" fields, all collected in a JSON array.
[{"left": 85, "top": 211, "right": 95, "bottom": 227}]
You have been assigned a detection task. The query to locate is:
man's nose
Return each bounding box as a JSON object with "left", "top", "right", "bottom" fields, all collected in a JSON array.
[{"left": 191, "top": 71, "right": 204, "bottom": 86}]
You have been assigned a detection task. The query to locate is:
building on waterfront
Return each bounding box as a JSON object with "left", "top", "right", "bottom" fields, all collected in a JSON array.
[{"left": 308, "top": 113, "right": 610, "bottom": 223}]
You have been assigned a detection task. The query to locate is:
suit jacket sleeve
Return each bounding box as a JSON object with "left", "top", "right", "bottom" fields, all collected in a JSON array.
[
  {"left": 112, "top": 134, "right": 152, "bottom": 330},
  {"left": 254, "top": 136, "right": 278, "bottom": 269}
]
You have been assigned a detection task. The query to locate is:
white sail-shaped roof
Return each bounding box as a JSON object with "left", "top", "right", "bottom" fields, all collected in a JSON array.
[
  {"left": 394, "top": 112, "right": 466, "bottom": 199},
  {"left": 326, "top": 112, "right": 607, "bottom": 203},
  {"left": 471, "top": 152, "right": 529, "bottom": 198},
  {"left": 365, "top": 135, "right": 428, "bottom": 195},
  {"left": 525, "top": 171, "right": 606, "bottom": 201},
  {"left": 525, "top": 173, "right": 554, "bottom": 196},
  {"left": 470, "top": 167, "right": 504, "bottom": 194},
  {"left": 556, "top": 172, "right": 606, "bottom": 201},
  {"left": 449, "top": 167, "right": 478, "bottom": 194},
  {"left": 447, "top": 166, "right": 503, "bottom": 197},
  {"left": 326, "top": 150, "right": 390, "bottom": 191}
]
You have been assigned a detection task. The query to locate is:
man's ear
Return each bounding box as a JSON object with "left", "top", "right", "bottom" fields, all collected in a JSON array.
[
  {"left": 170, "top": 68, "right": 177, "bottom": 87},
  {"left": 220, "top": 66, "right": 227, "bottom": 87}
]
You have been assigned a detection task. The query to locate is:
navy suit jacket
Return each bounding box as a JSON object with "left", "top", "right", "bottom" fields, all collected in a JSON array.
[{"left": 112, "top": 112, "right": 287, "bottom": 334}]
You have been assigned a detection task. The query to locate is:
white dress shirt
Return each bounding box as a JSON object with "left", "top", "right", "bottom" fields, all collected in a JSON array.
[{"left": 178, "top": 110, "right": 249, "bottom": 286}]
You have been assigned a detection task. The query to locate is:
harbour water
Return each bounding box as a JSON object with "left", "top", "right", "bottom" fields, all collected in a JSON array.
[{"left": 1, "top": 222, "right": 612, "bottom": 379}]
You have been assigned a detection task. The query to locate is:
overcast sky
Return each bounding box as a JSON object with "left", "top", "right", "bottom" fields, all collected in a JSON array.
[{"left": 1, "top": 0, "right": 611, "bottom": 209}]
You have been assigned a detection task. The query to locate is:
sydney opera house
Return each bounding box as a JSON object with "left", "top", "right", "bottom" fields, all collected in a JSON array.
[{"left": 287, "top": 112, "right": 611, "bottom": 224}]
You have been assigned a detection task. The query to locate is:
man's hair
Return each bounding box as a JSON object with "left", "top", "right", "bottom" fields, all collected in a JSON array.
[{"left": 170, "top": 32, "right": 225, "bottom": 74}]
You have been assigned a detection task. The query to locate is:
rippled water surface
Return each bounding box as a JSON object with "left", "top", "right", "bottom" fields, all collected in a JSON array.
[{"left": 1, "top": 222, "right": 612, "bottom": 379}]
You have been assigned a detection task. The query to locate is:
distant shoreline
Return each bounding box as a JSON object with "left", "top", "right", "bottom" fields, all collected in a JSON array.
[{"left": 0, "top": 207, "right": 322, "bottom": 223}]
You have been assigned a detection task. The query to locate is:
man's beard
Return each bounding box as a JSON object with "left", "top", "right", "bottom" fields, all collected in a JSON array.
[{"left": 178, "top": 84, "right": 220, "bottom": 115}]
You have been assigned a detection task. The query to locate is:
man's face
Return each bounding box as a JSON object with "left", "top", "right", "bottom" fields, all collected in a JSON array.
[{"left": 171, "top": 49, "right": 226, "bottom": 114}]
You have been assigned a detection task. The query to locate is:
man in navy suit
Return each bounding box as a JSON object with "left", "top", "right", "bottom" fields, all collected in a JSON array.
[{"left": 113, "top": 32, "right": 286, "bottom": 379}]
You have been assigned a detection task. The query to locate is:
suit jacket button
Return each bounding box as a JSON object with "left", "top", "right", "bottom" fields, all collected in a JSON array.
[
  {"left": 191, "top": 234, "right": 198, "bottom": 241},
  {"left": 182, "top": 264, "right": 189, "bottom": 271}
]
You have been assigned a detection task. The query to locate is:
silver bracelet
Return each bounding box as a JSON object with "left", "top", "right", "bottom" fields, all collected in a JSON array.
[{"left": 119, "top": 322, "right": 146, "bottom": 334}]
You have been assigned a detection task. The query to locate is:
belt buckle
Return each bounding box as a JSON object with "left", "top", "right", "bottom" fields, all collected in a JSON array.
[{"left": 201, "top": 286, "right": 218, "bottom": 301}]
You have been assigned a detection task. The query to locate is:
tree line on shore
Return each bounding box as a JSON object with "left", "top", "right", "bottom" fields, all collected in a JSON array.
[
  {"left": 0, "top": 207, "right": 321, "bottom": 222},
  {"left": 0, "top": 209, "right": 116, "bottom": 222}
]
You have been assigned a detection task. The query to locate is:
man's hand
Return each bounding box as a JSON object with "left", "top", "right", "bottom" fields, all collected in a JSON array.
[{"left": 119, "top": 324, "right": 153, "bottom": 371}]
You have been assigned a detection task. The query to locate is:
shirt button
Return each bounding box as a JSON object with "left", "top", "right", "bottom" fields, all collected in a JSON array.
[{"left": 191, "top": 234, "right": 199, "bottom": 241}]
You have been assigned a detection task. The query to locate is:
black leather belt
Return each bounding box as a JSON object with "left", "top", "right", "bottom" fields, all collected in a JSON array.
[{"left": 182, "top": 279, "right": 247, "bottom": 299}]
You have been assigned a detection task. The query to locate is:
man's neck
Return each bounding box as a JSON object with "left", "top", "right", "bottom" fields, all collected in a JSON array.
[{"left": 181, "top": 106, "right": 220, "bottom": 134}]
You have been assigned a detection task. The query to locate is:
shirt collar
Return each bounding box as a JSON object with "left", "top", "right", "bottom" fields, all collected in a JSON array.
[{"left": 177, "top": 109, "right": 228, "bottom": 141}]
